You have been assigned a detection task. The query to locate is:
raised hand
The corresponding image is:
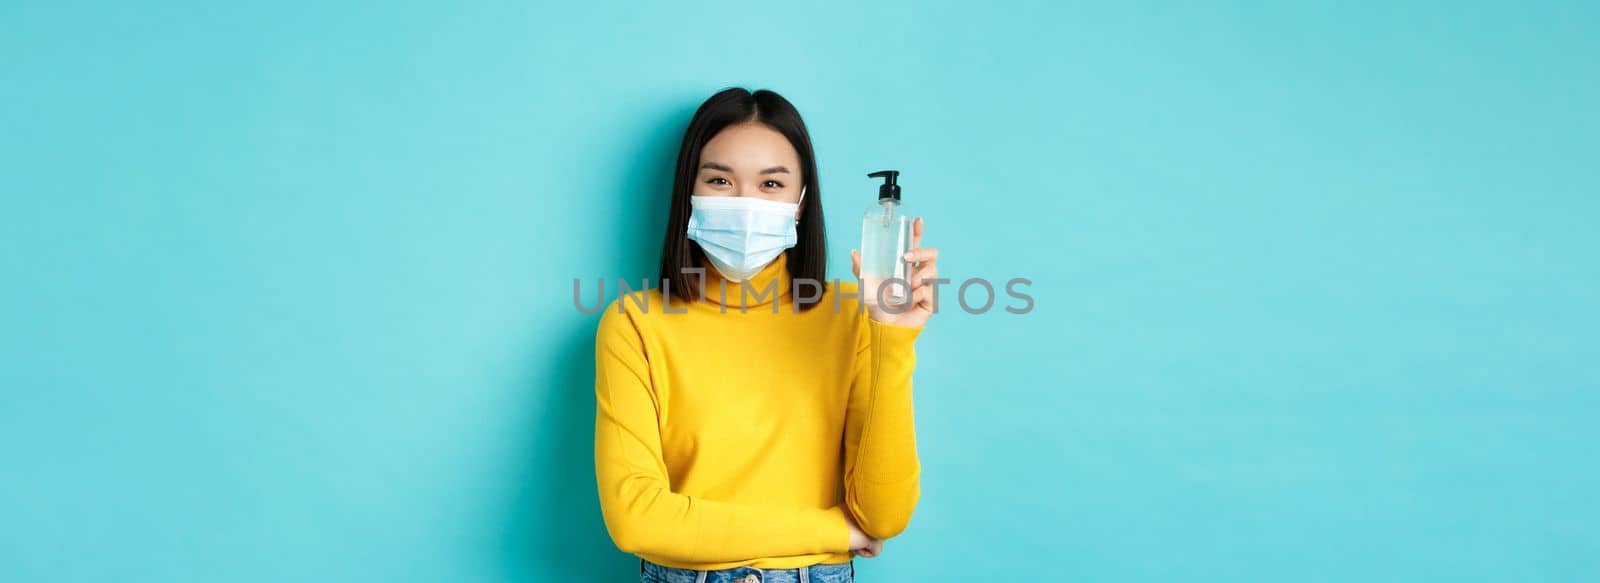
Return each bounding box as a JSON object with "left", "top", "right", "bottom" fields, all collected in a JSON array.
[{"left": 851, "top": 217, "right": 938, "bottom": 328}]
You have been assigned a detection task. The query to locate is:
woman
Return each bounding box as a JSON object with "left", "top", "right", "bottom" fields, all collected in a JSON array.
[{"left": 594, "top": 87, "right": 939, "bottom": 583}]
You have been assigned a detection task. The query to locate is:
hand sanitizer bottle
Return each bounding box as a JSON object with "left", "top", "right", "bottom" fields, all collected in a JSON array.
[{"left": 860, "top": 170, "right": 916, "bottom": 307}]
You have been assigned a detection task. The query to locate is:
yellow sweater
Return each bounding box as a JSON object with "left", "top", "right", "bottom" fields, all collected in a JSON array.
[{"left": 593, "top": 251, "right": 923, "bottom": 571}]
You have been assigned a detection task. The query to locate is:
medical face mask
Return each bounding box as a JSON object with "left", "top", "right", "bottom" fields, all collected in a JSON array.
[{"left": 685, "top": 187, "right": 805, "bottom": 281}]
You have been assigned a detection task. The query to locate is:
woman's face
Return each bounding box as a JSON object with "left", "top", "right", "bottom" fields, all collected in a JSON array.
[{"left": 693, "top": 122, "right": 805, "bottom": 207}]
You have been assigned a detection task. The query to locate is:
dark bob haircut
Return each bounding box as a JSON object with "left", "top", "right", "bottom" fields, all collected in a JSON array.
[{"left": 658, "top": 87, "right": 828, "bottom": 311}]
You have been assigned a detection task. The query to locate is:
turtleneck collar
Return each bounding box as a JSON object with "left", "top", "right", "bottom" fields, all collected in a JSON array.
[{"left": 698, "top": 250, "right": 793, "bottom": 310}]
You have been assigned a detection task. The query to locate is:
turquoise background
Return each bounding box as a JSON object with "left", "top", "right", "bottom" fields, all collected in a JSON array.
[{"left": 3, "top": 1, "right": 1597, "bottom": 581}]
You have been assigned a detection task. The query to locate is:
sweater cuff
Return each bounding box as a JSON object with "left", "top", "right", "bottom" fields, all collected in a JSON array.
[
  {"left": 821, "top": 505, "right": 854, "bottom": 553},
  {"left": 868, "top": 318, "right": 924, "bottom": 348}
]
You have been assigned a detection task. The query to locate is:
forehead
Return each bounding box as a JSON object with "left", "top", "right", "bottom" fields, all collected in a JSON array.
[{"left": 699, "top": 123, "right": 799, "bottom": 169}]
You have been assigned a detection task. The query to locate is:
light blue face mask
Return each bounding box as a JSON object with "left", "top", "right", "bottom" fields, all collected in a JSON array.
[{"left": 685, "top": 187, "right": 805, "bottom": 281}]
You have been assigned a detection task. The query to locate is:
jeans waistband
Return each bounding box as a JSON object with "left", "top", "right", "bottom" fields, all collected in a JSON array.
[{"left": 641, "top": 558, "right": 854, "bottom": 583}]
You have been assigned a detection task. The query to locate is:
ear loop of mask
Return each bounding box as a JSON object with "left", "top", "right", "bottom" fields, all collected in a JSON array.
[{"left": 794, "top": 185, "right": 807, "bottom": 224}]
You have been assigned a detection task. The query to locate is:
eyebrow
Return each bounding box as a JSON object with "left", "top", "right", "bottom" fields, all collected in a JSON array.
[{"left": 699, "top": 161, "right": 791, "bottom": 175}]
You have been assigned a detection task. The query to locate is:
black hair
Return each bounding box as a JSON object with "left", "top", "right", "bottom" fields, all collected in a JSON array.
[{"left": 658, "top": 87, "right": 828, "bottom": 310}]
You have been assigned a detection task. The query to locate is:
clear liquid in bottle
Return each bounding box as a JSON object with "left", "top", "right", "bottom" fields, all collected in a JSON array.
[{"left": 860, "top": 200, "right": 915, "bottom": 307}]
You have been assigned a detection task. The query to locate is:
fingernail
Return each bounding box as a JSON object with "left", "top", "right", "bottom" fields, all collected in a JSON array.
[{"left": 902, "top": 252, "right": 913, "bottom": 260}]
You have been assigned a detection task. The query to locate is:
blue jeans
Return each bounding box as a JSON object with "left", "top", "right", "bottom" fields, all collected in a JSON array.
[{"left": 641, "top": 558, "right": 855, "bottom": 583}]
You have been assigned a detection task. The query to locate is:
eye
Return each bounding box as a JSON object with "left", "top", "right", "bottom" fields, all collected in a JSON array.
[
  {"left": 704, "top": 177, "right": 730, "bottom": 186},
  {"left": 762, "top": 180, "right": 784, "bottom": 189}
]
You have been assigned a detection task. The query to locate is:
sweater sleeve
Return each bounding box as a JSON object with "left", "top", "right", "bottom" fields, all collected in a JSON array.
[
  {"left": 593, "top": 304, "right": 854, "bottom": 563},
  {"left": 841, "top": 317, "right": 925, "bottom": 540}
]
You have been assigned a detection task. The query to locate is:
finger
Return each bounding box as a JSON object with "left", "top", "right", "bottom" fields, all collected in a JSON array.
[
  {"left": 908, "top": 283, "right": 935, "bottom": 311},
  {"left": 910, "top": 263, "right": 938, "bottom": 288},
  {"left": 903, "top": 246, "right": 938, "bottom": 265},
  {"left": 911, "top": 216, "right": 923, "bottom": 250},
  {"left": 851, "top": 249, "right": 862, "bottom": 280}
]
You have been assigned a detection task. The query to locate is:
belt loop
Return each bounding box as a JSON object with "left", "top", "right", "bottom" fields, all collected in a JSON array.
[
  {"left": 694, "top": 569, "right": 707, "bottom": 583},
  {"left": 799, "top": 564, "right": 810, "bottom": 583}
]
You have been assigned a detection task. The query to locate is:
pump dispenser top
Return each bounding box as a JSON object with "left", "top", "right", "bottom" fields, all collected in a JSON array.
[{"left": 868, "top": 169, "right": 901, "bottom": 202}]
